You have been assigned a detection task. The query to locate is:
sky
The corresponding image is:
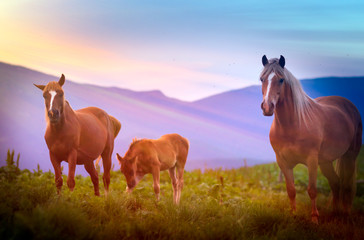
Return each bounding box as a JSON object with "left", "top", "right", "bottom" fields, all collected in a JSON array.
[{"left": 1, "top": 0, "right": 364, "bottom": 101}]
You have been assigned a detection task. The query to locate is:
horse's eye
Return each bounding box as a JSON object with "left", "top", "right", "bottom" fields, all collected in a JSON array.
[
  {"left": 260, "top": 78, "right": 264, "bottom": 82},
  {"left": 279, "top": 78, "right": 284, "bottom": 84},
  {"left": 43, "top": 93, "right": 48, "bottom": 98}
]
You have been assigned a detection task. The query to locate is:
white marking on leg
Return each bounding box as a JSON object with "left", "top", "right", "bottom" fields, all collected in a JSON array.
[
  {"left": 265, "top": 72, "right": 275, "bottom": 102},
  {"left": 49, "top": 91, "right": 57, "bottom": 110}
]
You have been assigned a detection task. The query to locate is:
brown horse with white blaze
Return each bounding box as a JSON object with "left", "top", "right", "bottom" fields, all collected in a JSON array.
[
  {"left": 116, "top": 134, "right": 189, "bottom": 204},
  {"left": 34, "top": 74, "right": 121, "bottom": 196},
  {"left": 260, "top": 55, "right": 362, "bottom": 223}
]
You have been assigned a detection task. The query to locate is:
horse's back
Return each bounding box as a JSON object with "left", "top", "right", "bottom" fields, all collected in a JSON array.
[
  {"left": 159, "top": 134, "right": 189, "bottom": 155},
  {"left": 153, "top": 134, "right": 189, "bottom": 169},
  {"left": 315, "top": 96, "right": 361, "bottom": 127},
  {"left": 76, "top": 106, "right": 109, "bottom": 125},
  {"left": 76, "top": 106, "right": 120, "bottom": 136}
]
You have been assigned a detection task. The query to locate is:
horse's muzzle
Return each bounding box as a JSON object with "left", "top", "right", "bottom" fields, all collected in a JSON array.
[
  {"left": 261, "top": 101, "right": 274, "bottom": 116},
  {"left": 48, "top": 109, "right": 60, "bottom": 122}
]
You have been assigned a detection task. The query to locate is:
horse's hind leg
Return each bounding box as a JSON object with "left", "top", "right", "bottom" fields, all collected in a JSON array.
[
  {"left": 84, "top": 161, "right": 100, "bottom": 196},
  {"left": 168, "top": 166, "right": 178, "bottom": 204},
  {"left": 176, "top": 158, "right": 186, "bottom": 204},
  {"left": 319, "top": 162, "right": 340, "bottom": 213},
  {"left": 337, "top": 124, "right": 361, "bottom": 213},
  {"left": 337, "top": 151, "right": 359, "bottom": 213},
  {"left": 101, "top": 145, "right": 113, "bottom": 195}
]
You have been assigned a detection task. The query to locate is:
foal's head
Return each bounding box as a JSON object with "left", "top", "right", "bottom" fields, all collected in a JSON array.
[
  {"left": 260, "top": 55, "right": 286, "bottom": 116},
  {"left": 34, "top": 74, "right": 66, "bottom": 123},
  {"left": 116, "top": 150, "right": 138, "bottom": 191}
]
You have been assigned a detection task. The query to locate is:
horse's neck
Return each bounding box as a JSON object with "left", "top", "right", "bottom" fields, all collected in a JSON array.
[{"left": 273, "top": 85, "right": 302, "bottom": 128}]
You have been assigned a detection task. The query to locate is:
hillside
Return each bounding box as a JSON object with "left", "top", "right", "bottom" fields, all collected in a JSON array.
[{"left": 0, "top": 62, "right": 363, "bottom": 174}]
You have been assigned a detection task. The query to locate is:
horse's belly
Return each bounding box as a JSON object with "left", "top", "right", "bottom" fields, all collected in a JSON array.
[
  {"left": 318, "top": 140, "right": 351, "bottom": 163},
  {"left": 78, "top": 116, "right": 109, "bottom": 160},
  {"left": 277, "top": 147, "right": 308, "bottom": 167},
  {"left": 159, "top": 155, "right": 177, "bottom": 170},
  {"left": 270, "top": 135, "right": 317, "bottom": 167},
  {"left": 73, "top": 150, "right": 97, "bottom": 165},
  {"left": 76, "top": 138, "right": 106, "bottom": 163}
]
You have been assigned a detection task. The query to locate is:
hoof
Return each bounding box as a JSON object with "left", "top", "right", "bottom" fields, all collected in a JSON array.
[{"left": 311, "top": 216, "right": 319, "bottom": 224}]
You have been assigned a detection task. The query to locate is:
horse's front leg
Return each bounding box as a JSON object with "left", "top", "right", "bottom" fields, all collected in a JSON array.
[
  {"left": 67, "top": 149, "right": 77, "bottom": 191},
  {"left": 49, "top": 152, "right": 63, "bottom": 194},
  {"left": 152, "top": 169, "right": 161, "bottom": 201},
  {"left": 307, "top": 157, "right": 319, "bottom": 223},
  {"left": 282, "top": 168, "right": 296, "bottom": 212},
  {"left": 84, "top": 161, "right": 100, "bottom": 196},
  {"left": 277, "top": 158, "right": 296, "bottom": 212}
]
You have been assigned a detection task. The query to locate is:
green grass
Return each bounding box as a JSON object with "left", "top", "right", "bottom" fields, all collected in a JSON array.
[{"left": 1, "top": 147, "right": 364, "bottom": 240}]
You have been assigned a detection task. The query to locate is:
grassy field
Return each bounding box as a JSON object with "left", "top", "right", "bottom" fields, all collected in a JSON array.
[{"left": 1, "top": 147, "right": 364, "bottom": 240}]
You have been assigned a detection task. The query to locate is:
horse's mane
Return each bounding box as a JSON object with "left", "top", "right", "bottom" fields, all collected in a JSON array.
[
  {"left": 130, "top": 137, "right": 141, "bottom": 146},
  {"left": 260, "top": 58, "right": 315, "bottom": 126},
  {"left": 128, "top": 138, "right": 147, "bottom": 151},
  {"left": 125, "top": 138, "right": 150, "bottom": 160}
]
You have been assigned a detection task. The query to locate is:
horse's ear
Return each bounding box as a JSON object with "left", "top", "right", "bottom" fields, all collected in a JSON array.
[
  {"left": 262, "top": 55, "right": 268, "bottom": 66},
  {"left": 58, "top": 74, "right": 65, "bottom": 86},
  {"left": 34, "top": 84, "right": 46, "bottom": 91},
  {"left": 279, "top": 55, "right": 285, "bottom": 68},
  {"left": 116, "top": 153, "right": 123, "bottom": 165}
]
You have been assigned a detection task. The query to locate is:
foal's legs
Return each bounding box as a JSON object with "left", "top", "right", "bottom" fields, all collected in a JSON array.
[
  {"left": 307, "top": 158, "right": 319, "bottom": 223},
  {"left": 50, "top": 152, "right": 63, "bottom": 194},
  {"left": 176, "top": 163, "right": 185, "bottom": 204},
  {"left": 168, "top": 166, "right": 178, "bottom": 204},
  {"left": 152, "top": 168, "right": 161, "bottom": 201},
  {"left": 66, "top": 149, "right": 77, "bottom": 191},
  {"left": 84, "top": 161, "right": 100, "bottom": 196},
  {"left": 319, "top": 162, "right": 340, "bottom": 212}
]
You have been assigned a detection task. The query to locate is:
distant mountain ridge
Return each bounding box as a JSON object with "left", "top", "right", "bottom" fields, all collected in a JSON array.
[{"left": 1, "top": 61, "right": 363, "bottom": 175}]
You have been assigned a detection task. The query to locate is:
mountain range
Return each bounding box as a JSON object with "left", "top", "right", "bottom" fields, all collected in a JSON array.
[{"left": 1, "top": 62, "right": 363, "bottom": 175}]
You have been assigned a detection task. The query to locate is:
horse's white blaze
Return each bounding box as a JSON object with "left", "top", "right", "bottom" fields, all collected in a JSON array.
[
  {"left": 265, "top": 72, "right": 275, "bottom": 102},
  {"left": 49, "top": 91, "right": 57, "bottom": 110}
]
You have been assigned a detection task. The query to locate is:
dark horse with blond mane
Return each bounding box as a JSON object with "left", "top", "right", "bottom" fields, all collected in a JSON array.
[
  {"left": 34, "top": 74, "right": 121, "bottom": 196},
  {"left": 116, "top": 134, "right": 189, "bottom": 204},
  {"left": 260, "top": 55, "right": 362, "bottom": 223}
]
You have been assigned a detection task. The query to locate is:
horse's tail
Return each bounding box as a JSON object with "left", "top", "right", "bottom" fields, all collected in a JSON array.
[
  {"left": 109, "top": 115, "right": 121, "bottom": 138},
  {"left": 182, "top": 136, "right": 190, "bottom": 152},
  {"left": 336, "top": 111, "right": 362, "bottom": 210}
]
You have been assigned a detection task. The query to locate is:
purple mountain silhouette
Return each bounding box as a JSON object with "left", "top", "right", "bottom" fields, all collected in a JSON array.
[{"left": 1, "top": 62, "right": 363, "bottom": 175}]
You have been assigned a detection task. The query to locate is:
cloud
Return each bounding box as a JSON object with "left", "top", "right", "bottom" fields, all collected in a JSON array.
[{"left": 1, "top": 1, "right": 364, "bottom": 101}]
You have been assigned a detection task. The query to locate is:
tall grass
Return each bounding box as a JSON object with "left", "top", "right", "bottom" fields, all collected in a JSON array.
[{"left": 1, "top": 147, "right": 364, "bottom": 240}]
